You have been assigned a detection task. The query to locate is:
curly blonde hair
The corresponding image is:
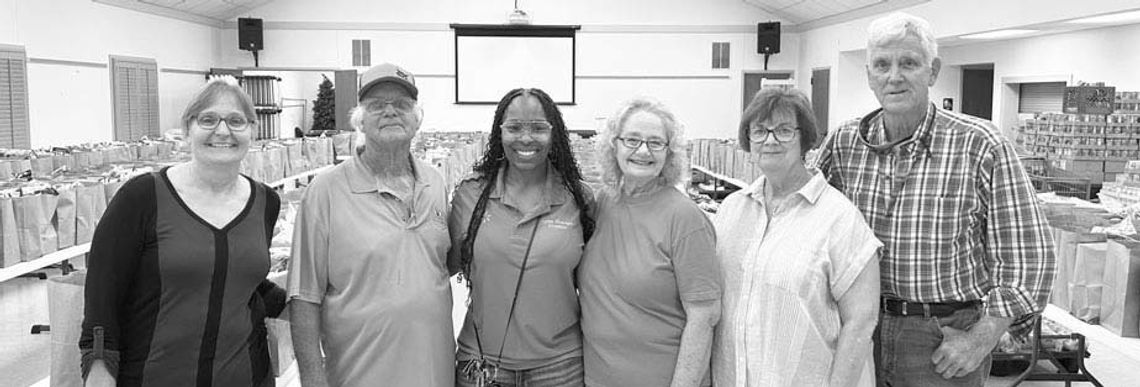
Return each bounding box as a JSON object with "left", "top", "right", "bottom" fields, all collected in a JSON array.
[{"left": 596, "top": 97, "right": 689, "bottom": 189}]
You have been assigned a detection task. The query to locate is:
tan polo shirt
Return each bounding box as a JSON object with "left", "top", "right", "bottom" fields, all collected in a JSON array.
[
  {"left": 448, "top": 165, "right": 590, "bottom": 370},
  {"left": 286, "top": 156, "right": 454, "bottom": 387}
]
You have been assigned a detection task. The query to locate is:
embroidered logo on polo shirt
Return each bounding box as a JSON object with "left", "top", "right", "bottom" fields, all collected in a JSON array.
[{"left": 541, "top": 219, "right": 576, "bottom": 229}]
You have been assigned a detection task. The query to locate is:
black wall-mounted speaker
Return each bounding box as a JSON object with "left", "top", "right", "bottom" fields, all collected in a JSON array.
[
  {"left": 238, "top": 18, "right": 263, "bottom": 51},
  {"left": 757, "top": 22, "right": 781, "bottom": 54}
]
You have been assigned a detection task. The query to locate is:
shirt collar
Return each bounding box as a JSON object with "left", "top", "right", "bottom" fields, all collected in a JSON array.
[
  {"left": 346, "top": 153, "right": 430, "bottom": 194},
  {"left": 747, "top": 168, "right": 827, "bottom": 206},
  {"left": 488, "top": 162, "right": 570, "bottom": 207},
  {"left": 858, "top": 102, "right": 936, "bottom": 155}
]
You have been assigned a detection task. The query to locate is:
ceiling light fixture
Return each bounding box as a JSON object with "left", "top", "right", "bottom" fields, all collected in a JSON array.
[
  {"left": 960, "top": 29, "right": 1038, "bottom": 40},
  {"left": 1065, "top": 9, "right": 1140, "bottom": 24},
  {"left": 508, "top": 0, "right": 531, "bottom": 25}
]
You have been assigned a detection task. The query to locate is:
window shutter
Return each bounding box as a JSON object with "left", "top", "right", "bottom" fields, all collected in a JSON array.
[
  {"left": 110, "top": 56, "right": 158, "bottom": 141},
  {"left": 0, "top": 47, "right": 30, "bottom": 149},
  {"left": 1019, "top": 82, "right": 1064, "bottom": 114}
]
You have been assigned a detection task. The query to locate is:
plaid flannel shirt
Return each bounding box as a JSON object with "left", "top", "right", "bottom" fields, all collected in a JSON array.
[{"left": 813, "top": 103, "right": 1056, "bottom": 335}]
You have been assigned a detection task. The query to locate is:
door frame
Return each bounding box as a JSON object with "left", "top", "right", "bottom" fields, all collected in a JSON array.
[{"left": 741, "top": 70, "right": 794, "bottom": 112}]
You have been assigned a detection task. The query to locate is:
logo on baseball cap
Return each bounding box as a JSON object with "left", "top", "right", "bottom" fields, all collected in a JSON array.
[{"left": 358, "top": 63, "right": 418, "bottom": 100}]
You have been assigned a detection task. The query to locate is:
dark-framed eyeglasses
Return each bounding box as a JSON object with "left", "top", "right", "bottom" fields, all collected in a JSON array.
[
  {"left": 362, "top": 97, "right": 416, "bottom": 114},
  {"left": 614, "top": 136, "right": 669, "bottom": 152},
  {"left": 195, "top": 113, "right": 252, "bottom": 131},
  {"left": 500, "top": 120, "right": 553, "bottom": 136},
  {"left": 749, "top": 124, "right": 799, "bottom": 143}
]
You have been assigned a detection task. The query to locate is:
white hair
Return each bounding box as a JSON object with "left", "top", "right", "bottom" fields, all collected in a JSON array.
[
  {"left": 348, "top": 103, "right": 424, "bottom": 150},
  {"left": 867, "top": 12, "right": 939, "bottom": 64},
  {"left": 596, "top": 97, "right": 689, "bottom": 189}
]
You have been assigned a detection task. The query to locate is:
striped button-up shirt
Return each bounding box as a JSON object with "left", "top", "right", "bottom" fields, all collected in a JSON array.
[{"left": 813, "top": 103, "right": 1055, "bottom": 333}]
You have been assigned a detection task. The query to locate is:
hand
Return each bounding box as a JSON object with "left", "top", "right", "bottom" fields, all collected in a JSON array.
[
  {"left": 84, "top": 364, "right": 116, "bottom": 387},
  {"left": 931, "top": 326, "right": 992, "bottom": 379}
]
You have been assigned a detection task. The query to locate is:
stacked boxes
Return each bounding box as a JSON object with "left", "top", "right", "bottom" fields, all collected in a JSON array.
[{"left": 1019, "top": 112, "right": 1140, "bottom": 184}]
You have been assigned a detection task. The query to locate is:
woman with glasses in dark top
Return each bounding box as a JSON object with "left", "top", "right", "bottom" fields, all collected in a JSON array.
[
  {"left": 448, "top": 88, "right": 594, "bottom": 387},
  {"left": 579, "top": 97, "right": 722, "bottom": 387},
  {"left": 80, "top": 77, "right": 286, "bottom": 387},
  {"left": 711, "top": 87, "right": 881, "bottom": 387}
]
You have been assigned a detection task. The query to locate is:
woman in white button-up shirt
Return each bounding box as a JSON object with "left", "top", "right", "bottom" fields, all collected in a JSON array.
[{"left": 711, "top": 87, "right": 882, "bottom": 387}]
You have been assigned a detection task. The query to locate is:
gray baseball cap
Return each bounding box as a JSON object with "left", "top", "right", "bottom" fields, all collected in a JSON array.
[{"left": 358, "top": 63, "right": 418, "bottom": 100}]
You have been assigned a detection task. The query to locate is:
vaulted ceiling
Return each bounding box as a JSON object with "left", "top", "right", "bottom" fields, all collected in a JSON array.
[{"left": 741, "top": 0, "right": 930, "bottom": 30}]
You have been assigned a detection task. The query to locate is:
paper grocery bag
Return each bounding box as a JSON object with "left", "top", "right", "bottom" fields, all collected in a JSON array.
[
  {"left": 0, "top": 197, "right": 20, "bottom": 268},
  {"left": 0, "top": 160, "right": 12, "bottom": 180},
  {"left": 140, "top": 143, "right": 159, "bottom": 160},
  {"left": 156, "top": 141, "right": 174, "bottom": 159},
  {"left": 264, "top": 271, "right": 294, "bottom": 376},
  {"left": 1050, "top": 230, "right": 1107, "bottom": 310},
  {"left": 1072, "top": 242, "right": 1107, "bottom": 286},
  {"left": 1068, "top": 283, "right": 1103, "bottom": 323},
  {"left": 55, "top": 188, "right": 77, "bottom": 249},
  {"left": 49, "top": 271, "right": 86, "bottom": 387},
  {"left": 31, "top": 157, "right": 54, "bottom": 177},
  {"left": 74, "top": 184, "right": 106, "bottom": 245},
  {"left": 285, "top": 142, "right": 307, "bottom": 176},
  {"left": 52, "top": 154, "right": 77, "bottom": 174},
  {"left": 1103, "top": 238, "right": 1140, "bottom": 337},
  {"left": 332, "top": 132, "right": 353, "bottom": 159},
  {"left": 264, "top": 147, "right": 285, "bottom": 183},
  {"left": 242, "top": 150, "right": 267, "bottom": 183},
  {"left": 14, "top": 194, "right": 60, "bottom": 261},
  {"left": 88, "top": 150, "right": 106, "bottom": 167},
  {"left": 303, "top": 139, "right": 319, "bottom": 168}
]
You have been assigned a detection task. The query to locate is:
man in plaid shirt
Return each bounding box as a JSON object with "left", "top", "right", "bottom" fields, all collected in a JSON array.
[{"left": 814, "top": 12, "right": 1055, "bottom": 387}]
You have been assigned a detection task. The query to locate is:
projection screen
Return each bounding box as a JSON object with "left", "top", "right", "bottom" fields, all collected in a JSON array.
[{"left": 451, "top": 24, "right": 579, "bottom": 104}]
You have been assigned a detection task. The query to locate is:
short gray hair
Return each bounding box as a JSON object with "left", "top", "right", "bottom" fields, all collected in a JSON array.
[
  {"left": 867, "top": 12, "right": 938, "bottom": 64},
  {"left": 596, "top": 97, "right": 689, "bottom": 188}
]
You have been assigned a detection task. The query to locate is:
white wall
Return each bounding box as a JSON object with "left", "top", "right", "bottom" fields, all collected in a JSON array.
[
  {"left": 228, "top": 0, "right": 795, "bottom": 139},
  {"left": 2, "top": 0, "right": 216, "bottom": 147},
  {"left": 797, "top": 0, "right": 1140, "bottom": 133}
]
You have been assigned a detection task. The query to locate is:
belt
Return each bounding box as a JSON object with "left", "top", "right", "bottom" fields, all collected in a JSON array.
[{"left": 880, "top": 298, "right": 981, "bottom": 318}]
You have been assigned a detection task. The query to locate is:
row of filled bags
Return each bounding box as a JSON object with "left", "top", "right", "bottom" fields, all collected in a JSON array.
[
  {"left": 0, "top": 135, "right": 350, "bottom": 268},
  {"left": 690, "top": 139, "right": 765, "bottom": 184},
  {"left": 239, "top": 136, "right": 340, "bottom": 184},
  {"left": 0, "top": 141, "right": 179, "bottom": 180},
  {"left": 0, "top": 175, "right": 135, "bottom": 268}
]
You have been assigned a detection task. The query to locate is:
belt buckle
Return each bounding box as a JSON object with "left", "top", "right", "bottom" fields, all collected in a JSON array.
[{"left": 899, "top": 300, "right": 908, "bottom": 316}]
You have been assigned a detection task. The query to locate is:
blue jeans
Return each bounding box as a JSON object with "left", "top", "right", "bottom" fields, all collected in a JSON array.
[
  {"left": 874, "top": 306, "right": 992, "bottom": 387},
  {"left": 455, "top": 356, "right": 584, "bottom": 387}
]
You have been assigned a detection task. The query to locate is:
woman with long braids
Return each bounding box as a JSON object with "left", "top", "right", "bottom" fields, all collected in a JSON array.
[{"left": 448, "top": 88, "right": 594, "bottom": 387}]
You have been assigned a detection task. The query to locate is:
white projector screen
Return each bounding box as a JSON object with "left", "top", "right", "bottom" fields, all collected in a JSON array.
[{"left": 452, "top": 25, "right": 578, "bottom": 104}]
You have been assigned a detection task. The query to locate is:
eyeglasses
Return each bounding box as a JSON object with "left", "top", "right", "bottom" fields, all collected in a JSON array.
[
  {"left": 614, "top": 136, "right": 669, "bottom": 152},
  {"left": 195, "top": 113, "right": 252, "bottom": 131},
  {"left": 362, "top": 97, "right": 416, "bottom": 114},
  {"left": 748, "top": 124, "right": 799, "bottom": 143},
  {"left": 500, "top": 120, "right": 553, "bottom": 136}
]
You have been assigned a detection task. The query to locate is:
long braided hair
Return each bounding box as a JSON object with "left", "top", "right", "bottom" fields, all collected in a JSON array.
[{"left": 456, "top": 88, "right": 595, "bottom": 285}]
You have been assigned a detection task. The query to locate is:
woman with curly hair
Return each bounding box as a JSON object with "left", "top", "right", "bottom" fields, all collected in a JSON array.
[
  {"left": 448, "top": 88, "right": 594, "bottom": 387},
  {"left": 579, "top": 97, "right": 721, "bottom": 387}
]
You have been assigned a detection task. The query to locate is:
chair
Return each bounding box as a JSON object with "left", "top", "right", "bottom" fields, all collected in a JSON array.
[{"left": 994, "top": 314, "right": 1103, "bottom": 386}]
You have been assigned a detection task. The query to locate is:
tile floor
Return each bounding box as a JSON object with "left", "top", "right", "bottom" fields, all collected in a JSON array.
[{"left": 4, "top": 269, "right": 1136, "bottom": 387}]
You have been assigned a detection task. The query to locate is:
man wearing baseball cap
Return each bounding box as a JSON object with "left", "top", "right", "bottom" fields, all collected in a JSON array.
[{"left": 288, "top": 63, "right": 455, "bottom": 387}]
